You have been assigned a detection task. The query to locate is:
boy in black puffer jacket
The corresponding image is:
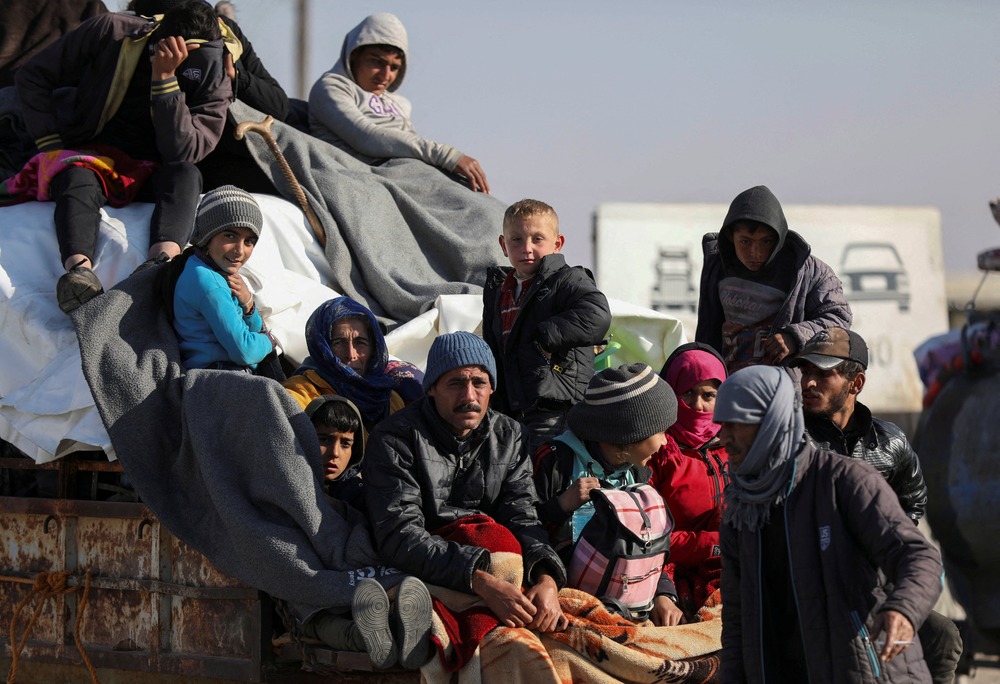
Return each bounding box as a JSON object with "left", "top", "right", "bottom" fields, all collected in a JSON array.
[{"left": 483, "top": 199, "right": 612, "bottom": 456}]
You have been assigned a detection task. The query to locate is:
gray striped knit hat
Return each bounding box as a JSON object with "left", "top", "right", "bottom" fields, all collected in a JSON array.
[
  {"left": 566, "top": 362, "right": 677, "bottom": 445},
  {"left": 192, "top": 185, "right": 263, "bottom": 248}
]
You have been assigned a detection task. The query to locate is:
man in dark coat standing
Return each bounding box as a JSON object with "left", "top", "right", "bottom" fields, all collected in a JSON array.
[
  {"left": 791, "top": 327, "right": 962, "bottom": 684},
  {"left": 716, "top": 365, "right": 942, "bottom": 683}
]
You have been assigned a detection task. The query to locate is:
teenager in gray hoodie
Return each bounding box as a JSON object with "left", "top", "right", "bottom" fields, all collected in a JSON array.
[
  {"left": 696, "top": 185, "right": 852, "bottom": 371},
  {"left": 308, "top": 12, "right": 489, "bottom": 193}
]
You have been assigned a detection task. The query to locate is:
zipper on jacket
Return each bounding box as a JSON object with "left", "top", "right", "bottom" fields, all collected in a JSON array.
[
  {"left": 703, "top": 447, "right": 727, "bottom": 508},
  {"left": 756, "top": 534, "right": 767, "bottom": 683},
  {"left": 851, "top": 610, "right": 883, "bottom": 678},
  {"left": 784, "top": 503, "right": 813, "bottom": 683},
  {"left": 620, "top": 566, "right": 660, "bottom": 593}
]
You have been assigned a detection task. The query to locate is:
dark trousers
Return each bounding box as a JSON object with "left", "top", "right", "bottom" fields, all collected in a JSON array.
[
  {"left": 197, "top": 126, "right": 277, "bottom": 194},
  {"left": 518, "top": 408, "right": 568, "bottom": 458},
  {"left": 49, "top": 160, "right": 202, "bottom": 263},
  {"left": 919, "top": 609, "right": 963, "bottom": 684}
]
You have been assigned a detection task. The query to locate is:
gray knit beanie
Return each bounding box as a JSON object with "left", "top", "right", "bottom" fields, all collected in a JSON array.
[
  {"left": 566, "top": 362, "right": 677, "bottom": 445},
  {"left": 423, "top": 331, "right": 497, "bottom": 392},
  {"left": 191, "top": 185, "right": 263, "bottom": 248}
]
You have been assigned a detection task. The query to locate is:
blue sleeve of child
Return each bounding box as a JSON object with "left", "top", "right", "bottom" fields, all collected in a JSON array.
[
  {"left": 198, "top": 287, "right": 273, "bottom": 366},
  {"left": 243, "top": 307, "right": 264, "bottom": 333}
]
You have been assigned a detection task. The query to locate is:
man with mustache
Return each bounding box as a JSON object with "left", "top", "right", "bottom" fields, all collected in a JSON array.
[
  {"left": 362, "top": 331, "right": 567, "bottom": 634},
  {"left": 791, "top": 327, "right": 962, "bottom": 684}
]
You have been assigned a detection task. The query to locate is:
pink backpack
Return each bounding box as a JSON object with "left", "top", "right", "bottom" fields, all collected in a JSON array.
[{"left": 568, "top": 483, "right": 672, "bottom": 620}]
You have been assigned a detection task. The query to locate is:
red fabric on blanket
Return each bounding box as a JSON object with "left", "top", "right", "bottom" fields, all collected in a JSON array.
[
  {"left": 428, "top": 514, "right": 523, "bottom": 672},
  {"left": 0, "top": 146, "right": 158, "bottom": 206}
]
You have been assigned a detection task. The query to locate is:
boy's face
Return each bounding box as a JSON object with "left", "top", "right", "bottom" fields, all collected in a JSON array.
[
  {"left": 205, "top": 226, "right": 257, "bottom": 275},
  {"left": 351, "top": 46, "right": 403, "bottom": 96},
  {"left": 730, "top": 223, "right": 778, "bottom": 272},
  {"left": 499, "top": 214, "right": 564, "bottom": 279},
  {"left": 315, "top": 425, "right": 355, "bottom": 482}
]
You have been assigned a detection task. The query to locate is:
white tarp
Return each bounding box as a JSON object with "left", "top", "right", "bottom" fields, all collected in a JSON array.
[{"left": 0, "top": 196, "right": 683, "bottom": 463}]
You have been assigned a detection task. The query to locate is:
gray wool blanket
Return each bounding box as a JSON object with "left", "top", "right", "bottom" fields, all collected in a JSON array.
[
  {"left": 230, "top": 100, "right": 506, "bottom": 324},
  {"left": 71, "top": 267, "right": 396, "bottom": 618}
]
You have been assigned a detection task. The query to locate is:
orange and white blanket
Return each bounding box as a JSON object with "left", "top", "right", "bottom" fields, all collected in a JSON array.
[
  {"left": 419, "top": 515, "right": 721, "bottom": 683},
  {"left": 422, "top": 589, "right": 722, "bottom": 684}
]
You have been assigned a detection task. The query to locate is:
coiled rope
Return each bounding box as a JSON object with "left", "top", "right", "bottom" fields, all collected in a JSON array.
[{"left": 4, "top": 570, "right": 98, "bottom": 684}]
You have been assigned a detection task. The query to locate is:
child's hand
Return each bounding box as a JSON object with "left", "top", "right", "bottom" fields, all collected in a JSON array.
[
  {"left": 558, "top": 477, "right": 600, "bottom": 513},
  {"left": 226, "top": 273, "right": 254, "bottom": 313},
  {"left": 651, "top": 595, "right": 685, "bottom": 627},
  {"left": 151, "top": 36, "right": 198, "bottom": 81}
]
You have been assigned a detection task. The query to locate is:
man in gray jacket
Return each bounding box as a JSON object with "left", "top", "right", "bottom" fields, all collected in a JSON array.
[
  {"left": 791, "top": 327, "right": 962, "bottom": 684},
  {"left": 308, "top": 12, "right": 489, "bottom": 193},
  {"left": 716, "top": 365, "right": 942, "bottom": 683}
]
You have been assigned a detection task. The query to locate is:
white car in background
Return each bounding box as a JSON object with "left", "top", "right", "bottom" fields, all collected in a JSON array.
[{"left": 840, "top": 242, "right": 910, "bottom": 312}]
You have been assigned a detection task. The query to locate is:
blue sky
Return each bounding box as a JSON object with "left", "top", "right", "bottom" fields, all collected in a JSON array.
[{"left": 193, "top": 0, "right": 998, "bottom": 273}]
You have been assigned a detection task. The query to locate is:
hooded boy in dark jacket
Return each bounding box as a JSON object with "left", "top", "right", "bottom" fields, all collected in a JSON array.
[
  {"left": 15, "top": 1, "right": 232, "bottom": 312},
  {"left": 305, "top": 394, "right": 366, "bottom": 511},
  {"left": 696, "top": 185, "right": 851, "bottom": 371}
]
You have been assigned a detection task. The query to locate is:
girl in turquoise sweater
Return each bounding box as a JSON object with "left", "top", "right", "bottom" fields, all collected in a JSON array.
[{"left": 172, "top": 185, "right": 275, "bottom": 370}]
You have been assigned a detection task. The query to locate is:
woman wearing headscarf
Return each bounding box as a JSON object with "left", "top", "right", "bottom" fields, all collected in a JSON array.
[
  {"left": 532, "top": 362, "right": 684, "bottom": 626},
  {"left": 283, "top": 297, "right": 421, "bottom": 429},
  {"left": 648, "top": 343, "right": 728, "bottom": 618},
  {"left": 716, "top": 366, "right": 942, "bottom": 683}
]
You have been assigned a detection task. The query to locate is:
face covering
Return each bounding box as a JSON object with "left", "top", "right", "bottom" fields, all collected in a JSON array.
[{"left": 664, "top": 349, "right": 727, "bottom": 449}]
